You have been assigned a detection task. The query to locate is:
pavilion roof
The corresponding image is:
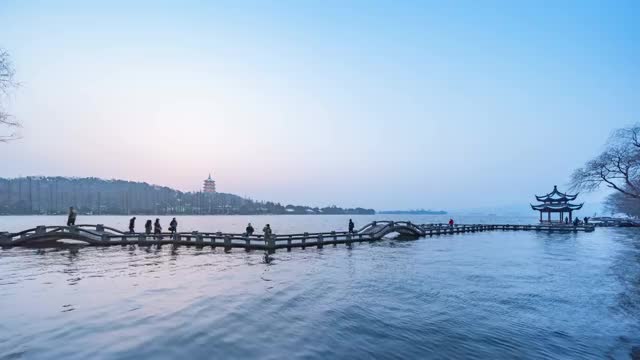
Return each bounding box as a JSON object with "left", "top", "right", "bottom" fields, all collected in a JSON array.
[
  {"left": 534, "top": 185, "right": 578, "bottom": 202},
  {"left": 530, "top": 203, "right": 583, "bottom": 212}
]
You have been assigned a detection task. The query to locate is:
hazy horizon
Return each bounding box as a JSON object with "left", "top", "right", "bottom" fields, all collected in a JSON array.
[{"left": 1, "top": 1, "right": 638, "bottom": 211}]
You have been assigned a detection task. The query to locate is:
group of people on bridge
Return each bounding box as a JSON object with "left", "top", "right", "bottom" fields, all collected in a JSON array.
[
  {"left": 65, "top": 208, "right": 360, "bottom": 237},
  {"left": 128, "top": 217, "right": 179, "bottom": 235},
  {"left": 566, "top": 216, "right": 590, "bottom": 226}
]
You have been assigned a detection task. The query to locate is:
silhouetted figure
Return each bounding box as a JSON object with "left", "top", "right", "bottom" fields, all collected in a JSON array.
[
  {"left": 145, "top": 220, "right": 152, "bottom": 234},
  {"left": 573, "top": 218, "right": 579, "bottom": 226},
  {"left": 129, "top": 217, "right": 136, "bottom": 233},
  {"left": 584, "top": 217, "right": 589, "bottom": 225},
  {"left": 263, "top": 224, "right": 272, "bottom": 237},
  {"left": 169, "top": 218, "right": 177, "bottom": 234},
  {"left": 348, "top": 219, "right": 355, "bottom": 233},
  {"left": 565, "top": 217, "right": 569, "bottom": 224},
  {"left": 154, "top": 218, "right": 162, "bottom": 235},
  {"left": 246, "top": 223, "right": 254, "bottom": 236},
  {"left": 67, "top": 207, "right": 77, "bottom": 226},
  {"left": 448, "top": 218, "right": 454, "bottom": 227}
]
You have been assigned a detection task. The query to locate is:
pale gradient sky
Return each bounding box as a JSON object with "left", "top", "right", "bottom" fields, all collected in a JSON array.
[{"left": 0, "top": 0, "right": 638, "bottom": 211}]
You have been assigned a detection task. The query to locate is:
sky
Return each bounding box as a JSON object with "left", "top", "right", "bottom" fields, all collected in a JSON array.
[{"left": 0, "top": 0, "right": 638, "bottom": 212}]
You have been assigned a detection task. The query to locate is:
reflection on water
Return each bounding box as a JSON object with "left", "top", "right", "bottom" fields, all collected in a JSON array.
[{"left": 0, "top": 215, "right": 639, "bottom": 359}]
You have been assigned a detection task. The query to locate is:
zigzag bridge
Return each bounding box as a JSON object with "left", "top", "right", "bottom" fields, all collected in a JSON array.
[{"left": 1, "top": 221, "right": 595, "bottom": 252}]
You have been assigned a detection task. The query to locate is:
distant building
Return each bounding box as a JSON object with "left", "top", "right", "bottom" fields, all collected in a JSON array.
[{"left": 203, "top": 173, "right": 216, "bottom": 193}]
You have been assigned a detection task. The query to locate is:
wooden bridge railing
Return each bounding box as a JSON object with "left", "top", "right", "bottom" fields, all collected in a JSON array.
[{"left": 0, "top": 221, "right": 596, "bottom": 250}]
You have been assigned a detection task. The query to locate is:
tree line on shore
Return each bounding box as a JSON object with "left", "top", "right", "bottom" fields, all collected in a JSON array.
[{"left": 0, "top": 176, "right": 375, "bottom": 216}]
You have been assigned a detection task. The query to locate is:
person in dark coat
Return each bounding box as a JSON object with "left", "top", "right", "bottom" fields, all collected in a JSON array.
[
  {"left": 169, "top": 218, "right": 178, "bottom": 234},
  {"left": 348, "top": 219, "right": 355, "bottom": 233},
  {"left": 154, "top": 218, "right": 162, "bottom": 235},
  {"left": 263, "top": 224, "right": 272, "bottom": 237},
  {"left": 145, "top": 220, "right": 152, "bottom": 234},
  {"left": 583, "top": 217, "right": 589, "bottom": 225},
  {"left": 246, "top": 223, "right": 254, "bottom": 236},
  {"left": 67, "top": 207, "right": 77, "bottom": 226},
  {"left": 129, "top": 217, "right": 136, "bottom": 233}
]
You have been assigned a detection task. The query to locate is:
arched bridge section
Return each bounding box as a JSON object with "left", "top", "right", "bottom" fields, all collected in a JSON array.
[{"left": 358, "top": 221, "right": 425, "bottom": 238}]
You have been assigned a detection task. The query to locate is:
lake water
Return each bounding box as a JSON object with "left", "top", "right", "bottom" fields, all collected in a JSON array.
[{"left": 1, "top": 215, "right": 639, "bottom": 359}]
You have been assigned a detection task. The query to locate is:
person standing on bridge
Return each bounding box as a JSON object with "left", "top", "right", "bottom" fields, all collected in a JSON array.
[
  {"left": 348, "top": 219, "right": 355, "bottom": 233},
  {"left": 246, "top": 223, "right": 254, "bottom": 236},
  {"left": 145, "top": 220, "right": 152, "bottom": 234},
  {"left": 129, "top": 217, "right": 136, "bottom": 233},
  {"left": 154, "top": 218, "right": 162, "bottom": 235},
  {"left": 263, "top": 224, "right": 272, "bottom": 237},
  {"left": 169, "top": 218, "right": 178, "bottom": 234},
  {"left": 67, "top": 207, "right": 77, "bottom": 226},
  {"left": 448, "top": 218, "right": 454, "bottom": 227}
]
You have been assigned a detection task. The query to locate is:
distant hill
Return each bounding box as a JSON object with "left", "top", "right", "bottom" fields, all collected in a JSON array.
[
  {"left": 378, "top": 209, "right": 447, "bottom": 215},
  {"left": 0, "top": 176, "right": 375, "bottom": 216}
]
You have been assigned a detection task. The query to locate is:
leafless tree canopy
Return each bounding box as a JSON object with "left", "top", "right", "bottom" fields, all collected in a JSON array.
[
  {"left": 571, "top": 124, "right": 640, "bottom": 216},
  {"left": 0, "top": 48, "right": 20, "bottom": 142},
  {"left": 604, "top": 191, "right": 640, "bottom": 217}
]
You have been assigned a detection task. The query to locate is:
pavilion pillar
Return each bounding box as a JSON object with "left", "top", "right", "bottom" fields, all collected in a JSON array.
[
  {"left": 547, "top": 212, "right": 550, "bottom": 222},
  {"left": 569, "top": 211, "right": 572, "bottom": 223},
  {"left": 539, "top": 211, "right": 542, "bottom": 222}
]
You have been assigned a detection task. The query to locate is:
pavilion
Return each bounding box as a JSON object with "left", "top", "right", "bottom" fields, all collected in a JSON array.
[{"left": 531, "top": 185, "right": 583, "bottom": 223}]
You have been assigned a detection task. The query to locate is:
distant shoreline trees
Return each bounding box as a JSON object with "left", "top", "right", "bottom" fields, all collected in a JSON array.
[
  {"left": 0, "top": 176, "right": 375, "bottom": 216},
  {"left": 0, "top": 48, "right": 20, "bottom": 142},
  {"left": 571, "top": 124, "right": 640, "bottom": 217}
]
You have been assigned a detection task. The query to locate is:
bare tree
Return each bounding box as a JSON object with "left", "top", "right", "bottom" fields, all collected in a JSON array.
[
  {"left": 604, "top": 189, "right": 640, "bottom": 217},
  {"left": 0, "top": 48, "right": 20, "bottom": 142},
  {"left": 571, "top": 124, "right": 640, "bottom": 215}
]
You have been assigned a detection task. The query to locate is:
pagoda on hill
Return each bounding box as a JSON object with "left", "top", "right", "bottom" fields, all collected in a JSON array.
[
  {"left": 203, "top": 173, "right": 216, "bottom": 193},
  {"left": 531, "top": 185, "right": 583, "bottom": 223}
]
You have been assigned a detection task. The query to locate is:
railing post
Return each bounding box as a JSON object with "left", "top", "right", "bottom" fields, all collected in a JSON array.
[
  {"left": 213, "top": 231, "right": 222, "bottom": 249},
  {"left": 36, "top": 225, "right": 46, "bottom": 235},
  {"left": 0, "top": 232, "right": 9, "bottom": 246},
  {"left": 346, "top": 233, "right": 352, "bottom": 247},
  {"left": 96, "top": 224, "right": 104, "bottom": 233},
  {"left": 138, "top": 234, "right": 146, "bottom": 246},
  {"left": 287, "top": 235, "right": 292, "bottom": 252},
  {"left": 317, "top": 234, "right": 324, "bottom": 249},
  {"left": 302, "top": 232, "right": 308, "bottom": 249},
  {"left": 331, "top": 231, "right": 337, "bottom": 246},
  {"left": 102, "top": 233, "right": 109, "bottom": 243},
  {"left": 224, "top": 235, "right": 231, "bottom": 252},
  {"left": 194, "top": 231, "right": 202, "bottom": 246}
]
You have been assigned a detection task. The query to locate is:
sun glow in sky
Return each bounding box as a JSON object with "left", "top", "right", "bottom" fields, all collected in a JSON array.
[{"left": 0, "top": 0, "right": 638, "bottom": 210}]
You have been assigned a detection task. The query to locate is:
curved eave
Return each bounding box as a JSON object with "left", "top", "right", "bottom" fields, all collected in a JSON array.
[
  {"left": 535, "top": 186, "right": 578, "bottom": 201},
  {"left": 531, "top": 203, "right": 584, "bottom": 211},
  {"left": 535, "top": 193, "right": 579, "bottom": 202}
]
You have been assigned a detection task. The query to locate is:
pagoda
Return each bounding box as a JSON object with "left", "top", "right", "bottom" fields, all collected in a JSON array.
[
  {"left": 531, "top": 185, "right": 583, "bottom": 223},
  {"left": 203, "top": 173, "right": 216, "bottom": 193}
]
